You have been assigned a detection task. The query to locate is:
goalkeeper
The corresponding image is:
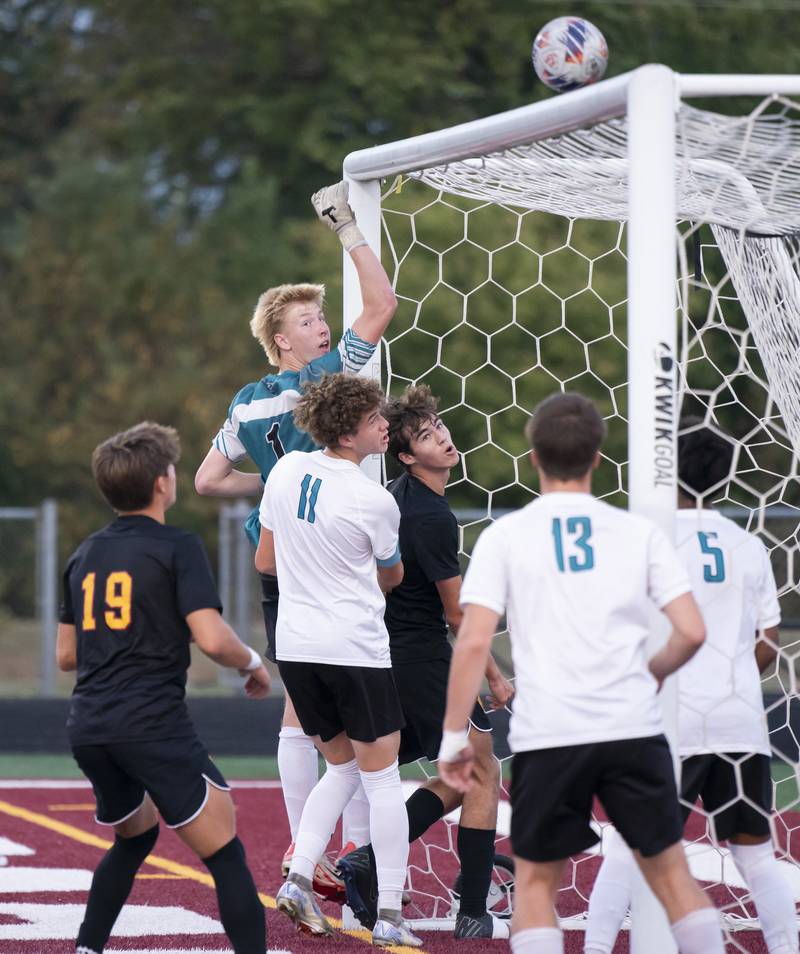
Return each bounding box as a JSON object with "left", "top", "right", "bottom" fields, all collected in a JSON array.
[
  {"left": 585, "top": 420, "right": 797, "bottom": 954},
  {"left": 339, "top": 384, "right": 515, "bottom": 941},
  {"left": 195, "top": 181, "right": 396, "bottom": 888}
]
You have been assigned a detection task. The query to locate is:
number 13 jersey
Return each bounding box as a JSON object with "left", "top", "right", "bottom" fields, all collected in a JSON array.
[{"left": 460, "top": 493, "right": 691, "bottom": 753}]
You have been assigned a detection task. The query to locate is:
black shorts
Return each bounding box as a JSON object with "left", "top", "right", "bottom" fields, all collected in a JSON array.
[
  {"left": 510, "top": 735, "right": 683, "bottom": 862},
  {"left": 393, "top": 656, "right": 491, "bottom": 765},
  {"left": 72, "top": 736, "right": 229, "bottom": 829},
  {"left": 680, "top": 752, "right": 772, "bottom": 841},
  {"left": 259, "top": 573, "right": 279, "bottom": 663},
  {"left": 278, "top": 660, "right": 406, "bottom": 743}
]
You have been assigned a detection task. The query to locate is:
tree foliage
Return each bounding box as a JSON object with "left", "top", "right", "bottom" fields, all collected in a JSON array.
[{"left": 3, "top": 0, "right": 800, "bottom": 592}]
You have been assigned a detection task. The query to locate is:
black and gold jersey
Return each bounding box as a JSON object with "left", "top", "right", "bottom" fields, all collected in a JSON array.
[{"left": 59, "top": 515, "right": 221, "bottom": 745}]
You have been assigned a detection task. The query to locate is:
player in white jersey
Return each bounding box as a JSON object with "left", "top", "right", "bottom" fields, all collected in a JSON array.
[
  {"left": 255, "top": 373, "right": 421, "bottom": 949},
  {"left": 196, "top": 182, "right": 395, "bottom": 882},
  {"left": 585, "top": 421, "right": 797, "bottom": 954},
  {"left": 438, "top": 393, "right": 725, "bottom": 954}
]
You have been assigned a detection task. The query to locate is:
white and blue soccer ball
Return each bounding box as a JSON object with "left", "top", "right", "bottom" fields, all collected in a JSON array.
[{"left": 532, "top": 16, "right": 608, "bottom": 93}]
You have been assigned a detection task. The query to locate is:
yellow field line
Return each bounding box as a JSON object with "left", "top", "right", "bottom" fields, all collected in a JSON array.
[
  {"left": 47, "top": 803, "right": 96, "bottom": 811},
  {"left": 0, "top": 797, "right": 427, "bottom": 954}
]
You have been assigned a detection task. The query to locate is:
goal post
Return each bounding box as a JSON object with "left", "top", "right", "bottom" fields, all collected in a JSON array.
[{"left": 341, "top": 64, "right": 800, "bottom": 949}]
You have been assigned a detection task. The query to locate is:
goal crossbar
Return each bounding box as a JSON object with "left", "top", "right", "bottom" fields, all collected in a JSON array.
[{"left": 344, "top": 65, "right": 800, "bottom": 182}]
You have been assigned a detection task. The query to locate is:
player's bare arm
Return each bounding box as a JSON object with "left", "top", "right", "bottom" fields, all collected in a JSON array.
[
  {"left": 378, "top": 560, "right": 404, "bottom": 593},
  {"left": 439, "top": 603, "right": 499, "bottom": 792},
  {"left": 187, "top": 607, "right": 271, "bottom": 699},
  {"left": 311, "top": 181, "right": 397, "bottom": 344},
  {"left": 755, "top": 624, "right": 780, "bottom": 674},
  {"left": 648, "top": 591, "right": 706, "bottom": 685},
  {"left": 436, "top": 575, "right": 513, "bottom": 707},
  {"left": 435, "top": 575, "right": 464, "bottom": 630},
  {"left": 56, "top": 622, "right": 77, "bottom": 671},
  {"left": 195, "top": 446, "right": 264, "bottom": 497},
  {"left": 254, "top": 526, "right": 277, "bottom": 576}
]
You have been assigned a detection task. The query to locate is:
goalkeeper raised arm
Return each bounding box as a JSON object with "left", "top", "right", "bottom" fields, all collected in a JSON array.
[{"left": 194, "top": 180, "right": 396, "bottom": 890}]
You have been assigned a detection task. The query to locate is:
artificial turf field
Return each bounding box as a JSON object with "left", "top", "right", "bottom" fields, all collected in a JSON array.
[{"left": 0, "top": 756, "right": 797, "bottom": 952}]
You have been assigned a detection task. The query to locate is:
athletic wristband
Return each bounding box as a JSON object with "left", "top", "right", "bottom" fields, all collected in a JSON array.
[
  {"left": 437, "top": 728, "right": 469, "bottom": 763},
  {"left": 242, "top": 647, "right": 262, "bottom": 672}
]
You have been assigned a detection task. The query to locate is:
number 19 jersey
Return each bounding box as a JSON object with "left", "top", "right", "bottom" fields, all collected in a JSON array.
[
  {"left": 460, "top": 492, "right": 691, "bottom": 753},
  {"left": 59, "top": 515, "right": 222, "bottom": 745}
]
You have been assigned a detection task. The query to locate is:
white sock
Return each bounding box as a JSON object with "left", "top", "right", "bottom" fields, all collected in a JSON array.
[
  {"left": 342, "top": 782, "right": 371, "bottom": 848},
  {"left": 510, "top": 927, "right": 563, "bottom": 953},
  {"left": 730, "top": 842, "right": 799, "bottom": 954},
  {"left": 290, "top": 759, "right": 360, "bottom": 882},
  {"left": 585, "top": 834, "right": 635, "bottom": 953},
  {"left": 277, "top": 726, "right": 319, "bottom": 841},
  {"left": 671, "top": 907, "right": 725, "bottom": 954},
  {"left": 359, "top": 761, "right": 409, "bottom": 912}
]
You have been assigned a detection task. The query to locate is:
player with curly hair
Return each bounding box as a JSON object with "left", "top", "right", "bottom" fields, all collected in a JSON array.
[
  {"left": 339, "top": 383, "right": 514, "bottom": 940},
  {"left": 195, "top": 182, "right": 394, "bottom": 889},
  {"left": 255, "top": 373, "right": 421, "bottom": 949}
]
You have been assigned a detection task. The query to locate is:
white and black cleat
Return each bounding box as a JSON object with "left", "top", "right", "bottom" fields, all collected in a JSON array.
[
  {"left": 454, "top": 912, "right": 511, "bottom": 940},
  {"left": 372, "top": 917, "right": 423, "bottom": 948},
  {"left": 276, "top": 878, "right": 335, "bottom": 937}
]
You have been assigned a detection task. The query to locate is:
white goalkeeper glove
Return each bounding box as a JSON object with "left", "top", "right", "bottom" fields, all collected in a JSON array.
[{"left": 311, "top": 181, "right": 367, "bottom": 252}]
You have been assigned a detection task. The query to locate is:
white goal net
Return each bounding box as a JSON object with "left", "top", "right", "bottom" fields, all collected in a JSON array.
[{"left": 343, "top": 68, "right": 800, "bottom": 949}]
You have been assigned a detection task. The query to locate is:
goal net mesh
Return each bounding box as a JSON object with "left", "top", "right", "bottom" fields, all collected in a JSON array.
[{"left": 375, "top": 95, "right": 800, "bottom": 942}]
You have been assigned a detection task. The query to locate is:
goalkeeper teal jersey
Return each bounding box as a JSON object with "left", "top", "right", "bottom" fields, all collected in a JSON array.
[{"left": 212, "top": 327, "right": 376, "bottom": 546}]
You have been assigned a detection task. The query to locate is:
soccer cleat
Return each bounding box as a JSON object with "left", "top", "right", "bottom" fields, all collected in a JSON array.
[
  {"left": 312, "top": 854, "right": 347, "bottom": 904},
  {"left": 276, "top": 879, "right": 335, "bottom": 937},
  {"left": 281, "top": 841, "right": 295, "bottom": 879},
  {"left": 454, "top": 912, "right": 511, "bottom": 940},
  {"left": 372, "top": 918, "right": 423, "bottom": 948},
  {"left": 281, "top": 841, "right": 347, "bottom": 903},
  {"left": 338, "top": 839, "right": 358, "bottom": 860},
  {"left": 338, "top": 844, "right": 378, "bottom": 929}
]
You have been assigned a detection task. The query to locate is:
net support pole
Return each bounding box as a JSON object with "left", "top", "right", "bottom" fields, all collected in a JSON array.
[
  {"left": 37, "top": 498, "right": 58, "bottom": 697},
  {"left": 627, "top": 64, "right": 679, "bottom": 954},
  {"left": 343, "top": 175, "right": 383, "bottom": 482}
]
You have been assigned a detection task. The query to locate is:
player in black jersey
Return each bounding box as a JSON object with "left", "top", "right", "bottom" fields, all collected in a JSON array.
[
  {"left": 57, "top": 422, "right": 270, "bottom": 954},
  {"left": 339, "top": 385, "right": 515, "bottom": 941}
]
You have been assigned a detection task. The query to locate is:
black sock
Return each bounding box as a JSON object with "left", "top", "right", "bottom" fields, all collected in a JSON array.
[
  {"left": 76, "top": 823, "right": 159, "bottom": 952},
  {"left": 456, "top": 826, "right": 496, "bottom": 918},
  {"left": 202, "top": 837, "right": 266, "bottom": 954},
  {"left": 406, "top": 787, "right": 446, "bottom": 843}
]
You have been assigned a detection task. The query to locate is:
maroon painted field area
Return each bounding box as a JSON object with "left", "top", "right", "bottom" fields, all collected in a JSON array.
[{"left": 0, "top": 782, "right": 788, "bottom": 953}]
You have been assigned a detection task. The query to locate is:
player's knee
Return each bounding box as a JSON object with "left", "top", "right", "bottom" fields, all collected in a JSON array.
[
  {"left": 472, "top": 742, "right": 500, "bottom": 789},
  {"left": 115, "top": 823, "right": 159, "bottom": 863}
]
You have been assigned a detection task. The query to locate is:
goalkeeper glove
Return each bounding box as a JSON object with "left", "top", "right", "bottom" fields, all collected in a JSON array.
[{"left": 311, "top": 181, "right": 367, "bottom": 252}]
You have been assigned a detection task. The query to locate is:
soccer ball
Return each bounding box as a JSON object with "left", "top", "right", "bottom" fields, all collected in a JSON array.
[{"left": 532, "top": 16, "right": 608, "bottom": 93}]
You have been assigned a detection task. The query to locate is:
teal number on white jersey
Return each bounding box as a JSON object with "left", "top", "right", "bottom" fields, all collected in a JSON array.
[
  {"left": 297, "top": 475, "right": 322, "bottom": 523},
  {"left": 551, "top": 516, "right": 594, "bottom": 572},
  {"left": 697, "top": 530, "right": 725, "bottom": 582}
]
